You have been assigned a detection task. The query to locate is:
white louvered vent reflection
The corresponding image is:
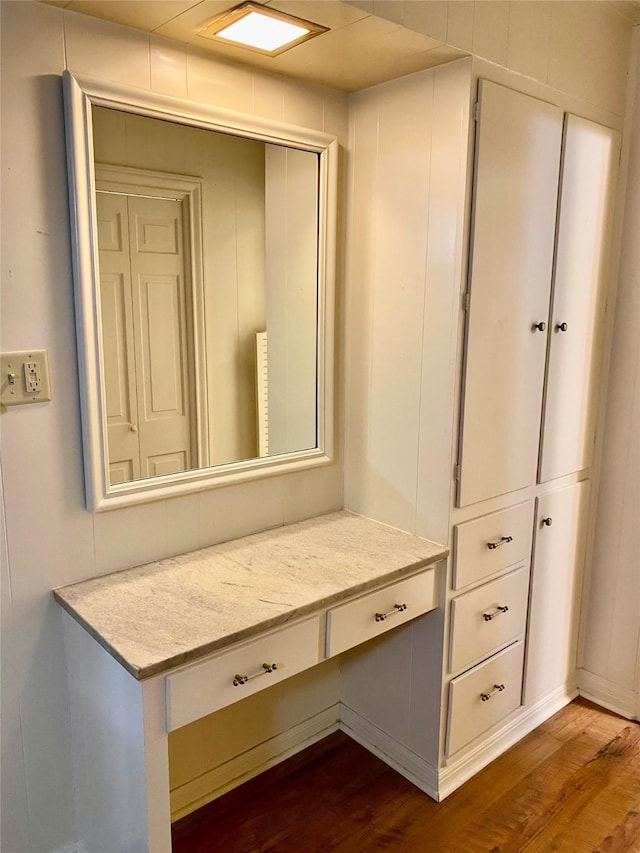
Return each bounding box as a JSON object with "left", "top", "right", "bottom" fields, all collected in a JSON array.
[{"left": 256, "top": 331, "right": 269, "bottom": 457}]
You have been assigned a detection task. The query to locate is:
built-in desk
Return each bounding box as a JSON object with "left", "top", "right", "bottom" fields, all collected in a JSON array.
[{"left": 55, "top": 510, "right": 447, "bottom": 852}]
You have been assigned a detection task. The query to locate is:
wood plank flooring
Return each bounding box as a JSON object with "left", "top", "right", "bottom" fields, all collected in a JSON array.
[{"left": 172, "top": 699, "right": 640, "bottom": 852}]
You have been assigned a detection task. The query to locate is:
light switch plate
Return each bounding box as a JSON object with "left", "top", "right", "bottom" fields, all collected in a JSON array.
[{"left": 1, "top": 351, "right": 52, "bottom": 406}]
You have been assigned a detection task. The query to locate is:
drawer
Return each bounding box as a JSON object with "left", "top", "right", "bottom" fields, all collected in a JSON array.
[
  {"left": 449, "top": 566, "right": 529, "bottom": 673},
  {"left": 446, "top": 641, "right": 525, "bottom": 756},
  {"left": 326, "top": 568, "right": 437, "bottom": 658},
  {"left": 166, "top": 617, "right": 320, "bottom": 731},
  {"left": 453, "top": 501, "right": 534, "bottom": 590}
]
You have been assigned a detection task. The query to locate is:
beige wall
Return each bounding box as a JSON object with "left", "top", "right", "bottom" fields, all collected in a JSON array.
[
  {"left": 347, "top": 0, "right": 635, "bottom": 117},
  {"left": 0, "top": 3, "right": 346, "bottom": 850},
  {"left": 580, "top": 26, "right": 640, "bottom": 715}
]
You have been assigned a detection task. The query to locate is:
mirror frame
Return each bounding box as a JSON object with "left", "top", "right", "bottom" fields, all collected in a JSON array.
[{"left": 63, "top": 71, "right": 337, "bottom": 511}]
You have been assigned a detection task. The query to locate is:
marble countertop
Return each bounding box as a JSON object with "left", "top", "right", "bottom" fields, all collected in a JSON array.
[{"left": 54, "top": 511, "right": 447, "bottom": 680}]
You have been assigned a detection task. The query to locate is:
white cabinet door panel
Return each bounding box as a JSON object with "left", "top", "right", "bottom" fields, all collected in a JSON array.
[
  {"left": 539, "top": 116, "right": 621, "bottom": 483},
  {"left": 524, "top": 481, "right": 589, "bottom": 705},
  {"left": 458, "top": 81, "right": 563, "bottom": 507}
]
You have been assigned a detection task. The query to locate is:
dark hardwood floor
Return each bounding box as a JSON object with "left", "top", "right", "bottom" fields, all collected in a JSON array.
[{"left": 172, "top": 698, "right": 640, "bottom": 852}]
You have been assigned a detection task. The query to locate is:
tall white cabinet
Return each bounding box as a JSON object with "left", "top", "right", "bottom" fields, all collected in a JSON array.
[
  {"left": 344, "top": 68, "right": 621, "bottom": 799},
  {"left": 452, "top": 82, "right": 619, "bottom": 777}
]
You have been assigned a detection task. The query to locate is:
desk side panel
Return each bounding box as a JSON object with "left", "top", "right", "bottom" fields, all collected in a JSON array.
[{"left": 63, "top": 613, "right": 171, "bottom": 853}]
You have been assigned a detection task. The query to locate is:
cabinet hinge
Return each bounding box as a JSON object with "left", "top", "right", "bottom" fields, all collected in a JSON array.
[
  {"left": 454, "top": 463, "right": 462, "bottom": 481},
  {"left": 462, "top": 292, "right": 471, "bottom": 311},
  {"left": 473, "top": 101, "right": 480, "bottom": 123}
]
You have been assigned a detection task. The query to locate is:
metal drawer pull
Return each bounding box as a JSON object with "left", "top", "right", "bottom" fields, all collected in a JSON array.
[
  {"left": 487, "top": 535, "right": 513, "bottom": 550},
  {"left": 483, "top": 605, "right": 509, "bottom": 622},
  {"left": 375, "top": 603, "right": 408, "bottom": 622},
  {"left": 532, "top": 321, "right": 546, "bottom": 332},
  {"left": 233, "top": 663, "right": 278, "bottom": 686},
  {"left": 480, "top": 683, "right": 505, "bottom": 702},
  {"left": 542, "top": 517, "right": 553, "bottom": 527},
  {"left": 556, "top": 322, "right": 568, "bottom": 332}
]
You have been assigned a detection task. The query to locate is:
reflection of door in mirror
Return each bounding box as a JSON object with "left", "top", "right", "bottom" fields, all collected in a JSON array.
[
  {"left": 96, "top": 188, "right": 197, "bottom": 484},
  {"left": 91, "top": 103, "right": 320, "bottom": 487}
]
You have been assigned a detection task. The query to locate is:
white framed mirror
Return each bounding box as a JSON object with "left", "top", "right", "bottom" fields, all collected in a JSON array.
[{"left": 63, "top": 71, "right": 337, "bottom": 511}]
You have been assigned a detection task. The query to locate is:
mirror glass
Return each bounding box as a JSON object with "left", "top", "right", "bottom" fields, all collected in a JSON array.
[
  {"left": 63, "top": 72, "right": 336, "bottom": 510},
  {"left": 92, "top": 105, "right": 320, "bottom": 485}
]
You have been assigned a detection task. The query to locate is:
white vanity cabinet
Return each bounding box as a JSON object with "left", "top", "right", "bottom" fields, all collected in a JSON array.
[{"left": 55, "top": 511, "right": 446, "bottom": 852}]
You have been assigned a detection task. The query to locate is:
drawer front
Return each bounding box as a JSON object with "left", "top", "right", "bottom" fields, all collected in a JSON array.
[
  {"left": 453, "top": 501, "right": 534, "bottom": 590},
  {"left": 449, "top": 566, "right": 529, "bottom": 674},
  {"left": 446, "top": 641, "right": 525, "bottom": 756},
  {"left": 326, "top": 569, "right": 437, "bottom": 658},
  {"left": 166, "top": 617, "right": 320, "bottom": 731}
]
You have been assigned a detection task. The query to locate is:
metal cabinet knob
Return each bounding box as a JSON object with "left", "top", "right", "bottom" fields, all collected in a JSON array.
[
  {"left": 556, "top": 322, "right": 568, "bottom": 332},
  {"left": 533, "top": 321, "right": 546, "bottom": 332},
  {"left": 542, "top": 517, "right": 553, "bottom": 527},
  {"left": 130, "top": 424, "right": 138, "bottom": 433}
]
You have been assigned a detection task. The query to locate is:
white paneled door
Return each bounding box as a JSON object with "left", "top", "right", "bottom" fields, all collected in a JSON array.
[
  {"left": 97, "top": 191, "right": 193, "bottom": 484},
  {"left": 539, "top": 116, "right": 621, "bottom": 483},
  {"left": 458, "top": 81, "right": 563, "bottom": 507},
  {"left": 97, "top": 191, "right": 140, "bottom": 484}
]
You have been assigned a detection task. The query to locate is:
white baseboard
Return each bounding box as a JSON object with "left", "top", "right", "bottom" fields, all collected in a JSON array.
[
  {"left": 170, "top": 704, "right": 340, "bottom": 821},
  {"left": 340, "top": 686, "right": 576, "bottom": 802},
  {"left": 438, "top": 684, "right": 576, "bottom": 799},
  {"left": 339, "top": 704, "right": 440, "bottom": 800},
  {"left": 578, "top": 669, "right": 638, "bottom": 720}
]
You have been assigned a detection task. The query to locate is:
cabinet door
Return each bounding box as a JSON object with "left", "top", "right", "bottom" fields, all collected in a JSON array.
[
  {"left": 524, "top": 481, "right": 589, "bottom": 705},
  {"left": 539, "top": 116, "right": 621, "bottom": 483},
  {"left": 458, "top": 81, "right": 563, "bottom": 507}
]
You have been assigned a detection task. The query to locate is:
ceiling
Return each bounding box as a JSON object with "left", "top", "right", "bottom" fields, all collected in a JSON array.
[{"left": 40, "top": 0, "right": 466, "bottom": 91}]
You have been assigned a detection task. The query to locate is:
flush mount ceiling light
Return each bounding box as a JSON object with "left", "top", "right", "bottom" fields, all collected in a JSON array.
[{"left": 199, "top": 2, "right": 328, "bottom": 56}]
